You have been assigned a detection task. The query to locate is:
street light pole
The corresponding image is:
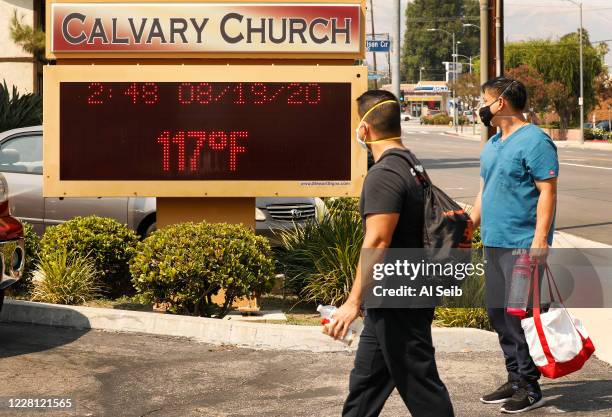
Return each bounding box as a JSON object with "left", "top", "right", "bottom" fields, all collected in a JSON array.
[
  {"left": 392, "top": 0, "right": 401, "bottom": 101},
  {"left": 369, "top": 0, "right": 378, "bottom": 90},
  {"left": 565, "top": 0, "right": 584, "bottom": 144},
  {"left": 419, "top": 67, "right": 425, "bottom": 82},
  {"left": 579, "top": 1, "right": 584, "bottom": 144},
  {"left": 426, "top": 28, "right": 457, "bottom": 129}
]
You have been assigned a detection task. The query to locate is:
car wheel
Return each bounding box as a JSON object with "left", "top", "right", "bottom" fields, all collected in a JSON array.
[{"left": 144, "top": 222, "right": 157, "bottom": 238}]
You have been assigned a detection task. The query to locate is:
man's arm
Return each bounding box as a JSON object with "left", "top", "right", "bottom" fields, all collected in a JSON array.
[
  {"left": 530, "top": 177, "right": 557, "bottom": 261},
  {"left": 327, "top": 212, "right": 399, "bottom": 339},
  {"left": 470, "top": 178, "right": 484, "bottom": 228}
]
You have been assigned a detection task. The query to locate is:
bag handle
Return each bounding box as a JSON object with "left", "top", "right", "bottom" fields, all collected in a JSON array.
[{"left": 531, "top": 262, "right": 556, "bottom": 365}]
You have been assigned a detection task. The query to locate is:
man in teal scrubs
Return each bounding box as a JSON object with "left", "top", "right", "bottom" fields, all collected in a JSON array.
[{"left": 470, "top": 77, "right": 558, "bottom": 414}]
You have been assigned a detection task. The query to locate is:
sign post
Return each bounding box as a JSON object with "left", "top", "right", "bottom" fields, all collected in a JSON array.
[{"left": 45, "top": 0, "right": 366, "bottom": 309}]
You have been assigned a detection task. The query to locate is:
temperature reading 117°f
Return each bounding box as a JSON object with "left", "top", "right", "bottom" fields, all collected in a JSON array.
[
  {"left": 157, "top": 130, "right": 248, "bottom": 173},
  {"left": 86, "top": 82, "right": 322, "bottom": 106}
]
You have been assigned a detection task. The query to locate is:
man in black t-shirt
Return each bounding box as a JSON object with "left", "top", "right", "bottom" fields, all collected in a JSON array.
[{"left": 327, "top": 90, "right": 454, "bottom": 417}]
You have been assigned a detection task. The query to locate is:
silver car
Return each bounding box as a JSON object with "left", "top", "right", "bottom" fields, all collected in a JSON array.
[{"left": 0, "top": 126, "right": 325, "bottom": 242}]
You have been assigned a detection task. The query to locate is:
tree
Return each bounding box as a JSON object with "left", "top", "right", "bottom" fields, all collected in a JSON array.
[
  {"left": 9, "top": 10, "right": 46, "bottom": 61},
  {"left": 449, "top": 72, "right": 479, "bottom": 112},
  {"left": 506, "top": 64, "right": 549, "bottom": 117},
  {"left": 505, "top": 29, "right": 606, "bottom": 127},
  {"left": 401, "top": 0, "right": 479, "bottom": 83}
]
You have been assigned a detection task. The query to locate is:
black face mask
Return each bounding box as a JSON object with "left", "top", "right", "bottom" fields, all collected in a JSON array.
[{"left": 478, "top": 103, "right": 497, "bottom": 127}]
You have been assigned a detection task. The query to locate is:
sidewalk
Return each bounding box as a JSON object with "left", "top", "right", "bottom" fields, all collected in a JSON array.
[
  {"left": 444, "top": 129, "right": 612, "bottom": 150},
  {"left": 2, "top": 321, "right": 611, "bottom": 417}
]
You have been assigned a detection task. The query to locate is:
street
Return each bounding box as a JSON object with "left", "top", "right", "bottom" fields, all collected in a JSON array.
[
  {"left": 1, "top": 322, "right": 611, "bottom": 417},
  {"left": 402, "top": 122, "right": 612, "bottom": 245}
]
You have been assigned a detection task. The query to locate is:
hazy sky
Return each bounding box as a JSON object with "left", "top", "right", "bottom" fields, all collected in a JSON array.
[{"left": 369, "top": 0, "right": 612, "bottom": 72}]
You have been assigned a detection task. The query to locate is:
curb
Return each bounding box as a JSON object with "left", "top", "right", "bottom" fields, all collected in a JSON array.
[{"left": 0, "top": 299, "right": 499, "bottom": 353}]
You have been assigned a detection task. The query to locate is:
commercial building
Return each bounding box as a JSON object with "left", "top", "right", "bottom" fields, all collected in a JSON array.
[
  {"left": 383, "top": 81, "right": 450, "bottom": 118},
  {"left": 0, "top": 0, "right": 44, "bottom": 94}
]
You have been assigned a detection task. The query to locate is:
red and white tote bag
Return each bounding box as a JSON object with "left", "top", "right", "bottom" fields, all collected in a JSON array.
[{"left": 520, "top": 265, "right": 595, "bottom": 379}]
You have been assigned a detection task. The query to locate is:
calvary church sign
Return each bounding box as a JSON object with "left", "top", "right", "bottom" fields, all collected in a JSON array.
[{"left": 49, "top": 2, "right": 363, "bottom": 58}]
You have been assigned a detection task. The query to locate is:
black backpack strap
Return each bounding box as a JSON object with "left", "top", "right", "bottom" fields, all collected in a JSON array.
[{"left": 379, "top": 149, "right": 432, "bottom": 186}]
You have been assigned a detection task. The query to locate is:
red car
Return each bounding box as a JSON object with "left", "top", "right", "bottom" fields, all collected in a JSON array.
[{"left": 0, "top": 172, "right": 25, "bottom": 312}]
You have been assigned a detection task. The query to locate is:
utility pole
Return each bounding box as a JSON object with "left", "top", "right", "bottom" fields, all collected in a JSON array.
[
  {"left": 480, "top": 0, "right": 490, "bottom": 144},
  {"left": 419, "top": 67, "right": 425, "bottom": 82},
  {"left": 369, "top": 0, "right": 378, "bottom": 89},
  {"left": 579, "top": 2, "right": 584, "bottom": 143},
  {"left": 392, "top": 0, "right": 401, "bottom": 101}
]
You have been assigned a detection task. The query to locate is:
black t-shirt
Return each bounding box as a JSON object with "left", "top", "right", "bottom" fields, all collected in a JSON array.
[{"left": 359, "top": 148, "right": 424, "bottom": 248}]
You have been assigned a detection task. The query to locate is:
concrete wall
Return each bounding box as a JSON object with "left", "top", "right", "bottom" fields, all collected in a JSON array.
[{"left": 0, "top": 0, "right": 34, "bottom": 93}]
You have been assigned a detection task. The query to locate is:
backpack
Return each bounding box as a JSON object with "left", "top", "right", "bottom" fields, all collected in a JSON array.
[{"left": 381, "top": 149, "right": 474, "bottom": 251}]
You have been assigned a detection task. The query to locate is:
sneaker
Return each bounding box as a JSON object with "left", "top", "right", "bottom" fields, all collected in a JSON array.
[
  {"left": 500, "top": 382, "right": 545, "bottom": 414},
  {"left": 480, "top": 379, "right": 519, "bottom": 404}
]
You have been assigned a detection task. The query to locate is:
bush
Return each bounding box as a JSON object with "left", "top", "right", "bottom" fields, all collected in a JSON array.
[
  {"left": 31, "top": 249, "right": 101, "bottom": 305},
  {"left": 39, "top": 216, "right": 139, "bottom": 298},
  {"left": 0, "top": 80, "right": 42, "bottom": 132},
  {"left": 9, "top": 222, "right": 41, "bottom": 296},
  {"left": 130, "top": 222, "right": 275, "bottom": 318},
  {"left": 276, "top": 198, "right": 363, "bottom": 305}
]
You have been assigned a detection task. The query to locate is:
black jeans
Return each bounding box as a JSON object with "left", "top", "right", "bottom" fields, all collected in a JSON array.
[
  {"left": 342, "top": 308, "right": 454, "bottom": 417},
  {"left": 484, "top": 247, "right": 541, "bottom": 383}
]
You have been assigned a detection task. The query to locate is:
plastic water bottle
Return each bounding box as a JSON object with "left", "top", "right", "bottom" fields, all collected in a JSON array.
[
  {"left": 506, "top": 253, "right": 533, "bottom": 318},
  {"left": 317, "top": 305, "right": 363, "bottom": 346}
]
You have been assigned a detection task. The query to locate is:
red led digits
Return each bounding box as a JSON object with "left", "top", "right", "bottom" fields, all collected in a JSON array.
[
  {"left": 208, "top": 131, "right": 227, "bottom": 150},
  {"left": 156, "top": 131, "right": 171, "bottom": 172},
  {"left": 306, "top": 84, "right": 322, "bottom": 104},
  {"left": 125, "top": 83, "right": 139, "bottom": 104},
  {"left": 187, "top": 131, "right": 206, "bottom": 171},
  {"left": 232, "top": 83, "right": 246, "bottom": 105},
  {"left": 157, "top": 130, "right": 247, "bottom": 173},
  {"left": 287, "top": 83, "right": 304, "bottom": 105},
  {"left": 124, "top": 83, "right": 159, "bottom": 104},
  {"left": 196, "top": 83, "right": 213, "bottom": 104},
  {"left": 87, "top": 83, "right": 105, "bottom": 105},
  {"left": 142, "top": 83, "right": 159, "bottom": 104},
  {"left": 172, "top": 131, "right": 186, "bottom": 172},
  {"left": 229, "top": 131, "right": 248, "bottom": 172},
  {"left": 251, "top": 83, "right": 268, "bottom": 105},
  {"left": 178, "top": 83, "right": 194, "bottom": 104}
]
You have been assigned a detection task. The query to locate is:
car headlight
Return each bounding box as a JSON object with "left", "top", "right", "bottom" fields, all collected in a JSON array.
[
  {"left": 314, "top": 197, "right": 328, "bottom": 223},
  {"left": 255, "top": 207, "right": 266, "bottom": 221}
]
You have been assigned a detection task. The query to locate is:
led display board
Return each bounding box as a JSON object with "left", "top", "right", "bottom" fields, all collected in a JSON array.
[{"left": 44, "top": 65, "right": 368, "bottom": 197}]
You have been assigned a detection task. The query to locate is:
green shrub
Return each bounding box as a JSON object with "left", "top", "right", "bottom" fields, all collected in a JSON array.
[
  {"left": 276, "top": 198, "right": 364, "bottom": 305},
  {"left": 31, "top": 249, "right": 101, "bottom": 305},
  {"left": 130, "top": 222, "right": 275, "bottom": 318},
  {"left": 0, "top": 80, "right": 42, "bottom": 132},
  {"left": 10, "top": 222, "right": 41, "bottom": 296},
  {"left": 40, "top": 216, "right": 139, "bottom": 298}
]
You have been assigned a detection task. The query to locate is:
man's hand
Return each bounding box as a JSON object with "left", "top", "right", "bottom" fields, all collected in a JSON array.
[
  {"left": 530, "top": 236, "right": 549, "bottom": 263},
  {"left": 327, "top": 299, "right": 361, "bottom": 340}
]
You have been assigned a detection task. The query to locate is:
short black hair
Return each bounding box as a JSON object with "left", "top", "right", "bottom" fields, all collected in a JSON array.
[
  {"left": 356, "top": 90, "right": 401, "bottom": 137},
  {"left": 481, "top": 77, "right": 527, "bottom": 111}
]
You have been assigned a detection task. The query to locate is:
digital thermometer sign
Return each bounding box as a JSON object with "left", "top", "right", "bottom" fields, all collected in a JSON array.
[
  {"left": 44, "top": 65, "right": 367, "bottom": 197},
  {"left": 60, "top": 81, "right": 350, "bottom": 181}
]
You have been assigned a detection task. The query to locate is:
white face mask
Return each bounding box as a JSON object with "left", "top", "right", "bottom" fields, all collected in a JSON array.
[{"left": 355, "top": 123, "right": 368, "bottom": 150}]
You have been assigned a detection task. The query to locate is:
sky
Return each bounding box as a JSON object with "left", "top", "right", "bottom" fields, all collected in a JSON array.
[{"left": 369, "top": 0, "right": 612, "bottom": 73}]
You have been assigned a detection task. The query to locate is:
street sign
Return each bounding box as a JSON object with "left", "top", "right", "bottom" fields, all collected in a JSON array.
[
  {"left": 366, "top": 39, "right": 390, "bottom": 52},
  {"left": 47, "top": 0, "right": 365, "bottom": 59},
  {"left": 43, "top": 64, "right": 368, "bottom": 197}
]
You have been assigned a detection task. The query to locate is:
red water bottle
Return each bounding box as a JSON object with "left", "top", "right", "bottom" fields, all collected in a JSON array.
[{"left": 506, "top": 253, "right": 533, "bottom": 318}]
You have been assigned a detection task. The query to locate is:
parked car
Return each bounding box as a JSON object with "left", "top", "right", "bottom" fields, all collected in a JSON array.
[
  {"left": 595, "top": 120, "right": 611, "bottom": 131},
  {"left": 0, "top": 126, "right": 326, "bottom": 243},
  {"left": 0, "top": 173, "right": 25, "bottom": 312},
  {"left": 402, "top": 112, "right": 412, "bottom": 122}
]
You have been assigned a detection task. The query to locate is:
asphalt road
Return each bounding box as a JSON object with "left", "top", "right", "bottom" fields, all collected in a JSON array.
[
  {"left": 401, "top": 122, "right": 612, "bottom": 245},
  {"left": 1, "top": 322, "right": 611, "bottom": 417}
]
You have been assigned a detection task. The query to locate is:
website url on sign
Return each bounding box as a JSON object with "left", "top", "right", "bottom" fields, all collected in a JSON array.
[{"left": 299, "top": 181, "right": 351, "bottom": 187}]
